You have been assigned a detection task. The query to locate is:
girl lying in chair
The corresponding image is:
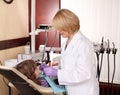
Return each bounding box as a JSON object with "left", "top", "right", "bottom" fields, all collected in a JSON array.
[
  {"left": 15, "top": 60, "right": 49, "bottom": 87},
  {"left": 15, "top": 59, "right": 66, "bottom": 94}
]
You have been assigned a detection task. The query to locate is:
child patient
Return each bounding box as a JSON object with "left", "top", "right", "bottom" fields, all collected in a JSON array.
[{"left": 15, "top": 59, "right": 49, "bottom": 87}]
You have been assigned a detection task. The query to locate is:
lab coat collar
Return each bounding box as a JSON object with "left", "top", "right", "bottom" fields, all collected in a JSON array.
[{"left": 64, "top": 30, "right": 82, "bottom": 53}]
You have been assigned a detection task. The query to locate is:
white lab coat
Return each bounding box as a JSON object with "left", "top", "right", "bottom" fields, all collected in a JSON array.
[{"left": 58, "top": 31, "right": 99, "bottom": 95}]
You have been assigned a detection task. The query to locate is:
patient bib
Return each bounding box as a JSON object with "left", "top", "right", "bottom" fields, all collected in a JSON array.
[{"left": 40, "top": 74, "right": 66, "bottom": 94}]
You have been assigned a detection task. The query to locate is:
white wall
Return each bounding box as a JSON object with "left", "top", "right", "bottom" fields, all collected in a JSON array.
[{"left": 61, "top": 0, "right": 120, "bottom": 84}]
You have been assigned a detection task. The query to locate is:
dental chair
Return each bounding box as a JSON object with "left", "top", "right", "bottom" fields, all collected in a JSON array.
[{"left": 0, "top": 66, "right": 64, "bottom": 95}]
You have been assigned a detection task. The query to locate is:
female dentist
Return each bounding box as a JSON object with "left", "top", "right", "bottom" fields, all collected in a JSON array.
[{"left": 43, "top": 9, "right": 99, "bottom": 95}]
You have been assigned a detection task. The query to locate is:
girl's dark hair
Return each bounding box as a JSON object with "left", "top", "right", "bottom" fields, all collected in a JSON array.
[{"left": 15, "top": 60, "right": 40, "bottom": 84}]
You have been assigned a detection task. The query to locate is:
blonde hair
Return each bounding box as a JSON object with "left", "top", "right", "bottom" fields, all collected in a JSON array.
[{"left": 52, "top": 9, "right": 80, "bottom": 34}]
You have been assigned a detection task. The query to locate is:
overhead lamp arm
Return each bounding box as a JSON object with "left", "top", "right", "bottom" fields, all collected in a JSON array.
[{"left": 30, "top": 24, "right": 51, "bottom": 54}]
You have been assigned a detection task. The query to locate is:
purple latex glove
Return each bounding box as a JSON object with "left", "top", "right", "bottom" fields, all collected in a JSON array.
[
  {"left": 43, "top": 67, "right": 58, "bottom": 76},
  {"left": 39, "top": 63, "right": 48, "bottom": 71}
]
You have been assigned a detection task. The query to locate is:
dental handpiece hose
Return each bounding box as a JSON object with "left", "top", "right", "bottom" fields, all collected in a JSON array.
[
  {"left": 106, "top": 40, "right": 111, "bottom": 95},
  {"left": 99, "top": 37, "right": 105, "bottom": 81},
  {"left": 99, "top": 47, "right": 104, "bottom": 80},
  {"left": 110, "top": 43, "right": 117, "bottom": 95},
  {"left": 96, "top": 52, "right": 100, "bottom": 81}
]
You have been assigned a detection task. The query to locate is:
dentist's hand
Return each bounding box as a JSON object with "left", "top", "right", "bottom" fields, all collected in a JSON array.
[
  {"left": 39, "top": 63, "right": 48, "bottom": 70},
  {"left": 43, "top": 67, "right": 58, "bottom": 76}
]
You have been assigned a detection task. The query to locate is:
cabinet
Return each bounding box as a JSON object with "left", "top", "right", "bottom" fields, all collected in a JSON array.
[{"left": 35, "top": 0, "right": 60, "bottom": 50}]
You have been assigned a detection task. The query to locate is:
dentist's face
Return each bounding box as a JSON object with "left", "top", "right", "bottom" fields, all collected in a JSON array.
[
  {"left": 50, "top": 27, "right": 70, "bottom": 38},
  {"left": 58, "top": 30, "right": 69, "bottom": 38}
]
